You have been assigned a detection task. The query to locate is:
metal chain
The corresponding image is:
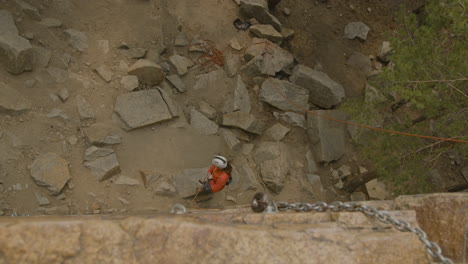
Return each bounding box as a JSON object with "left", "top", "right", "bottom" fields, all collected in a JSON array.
[{"left": 270, "top": 201, "right": 454, "bottom": 264}]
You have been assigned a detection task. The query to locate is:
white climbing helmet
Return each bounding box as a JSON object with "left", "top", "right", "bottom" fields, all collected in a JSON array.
[{"left": 212, "top": 155, "right": 228, "bottom": 169}]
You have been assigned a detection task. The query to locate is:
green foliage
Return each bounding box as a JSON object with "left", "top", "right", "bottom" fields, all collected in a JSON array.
[{"left": 342, "top": 0, "right": 468, "bottom": 195}]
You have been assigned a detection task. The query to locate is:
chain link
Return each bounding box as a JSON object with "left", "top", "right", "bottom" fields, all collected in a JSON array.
[{"left": 261, "top": 199, "right": 454, "bottom": 264}]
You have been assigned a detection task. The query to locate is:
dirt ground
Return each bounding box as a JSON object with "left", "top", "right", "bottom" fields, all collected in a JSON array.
[{"left": 0, "top": 0, "right": 412, "bottom": 216}]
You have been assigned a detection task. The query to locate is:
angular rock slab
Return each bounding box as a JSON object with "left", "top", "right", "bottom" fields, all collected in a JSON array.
[
  {"left": 190, "top": 109, "right": 219, "bottom": 135},
  {"left": 344, "top": 22, "right": 370, "bottom": 41},
  {"left": 128, "top": 59, "right": 165, "bottom": 86},
  {"left": 290, "top": 65, "right": 345, "bottom": 109},
  {"left": 114, "top": 90, "right": 174, "bottom": 130},
  {"left": 242, "top": 38, "right": 294, "bottom": 76},
  {"left": 30, "top": 153, "right": 70, "bottom": 195},
  {"left": 240, "top": 0, "right": 282, "bottom": 31},
  {"left": 83, "top": 123, "right": 121, "bottom": 146},
  {"left": 168, "top": 55, "right": 194, "bottom": 76},
  {"left": 0, "top": 10, "right": 34, "bottom": 74},
  {"left": 260, "top": 78, "right": 309, "bottom": 112},
  {"left": 64, "top": 29, "right": 88, "bottom": 51},
  {"left": 174, "top": 168, "right": 207, "bottom": 198},
  {"left": 0, "top": 82, "right": 31, "bottom": 114},
  {"left": 222, "top": 112, "right": 265, "bottom": 135},
  {"left": 264, "top": 123, "right": 290, "bottom": 141},
  {"left": 306, "top": 110, "right": 348, "bottom": 162},
  {"left": 233, "top": 75, "right": 251, "bottom": 113},
  {"left": 84, "top": 147, "right": 120, "bottom": 181},
  {"left": 250, "top": 24, "right": 283, "bottom": 44},
  {"left": 255, "top": 142, "right": 290, "bottom": 193},
  {"left": 76, "top": 95, "right": 95, "bottom": 120}
]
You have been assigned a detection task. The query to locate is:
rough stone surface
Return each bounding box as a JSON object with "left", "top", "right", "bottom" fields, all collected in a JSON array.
[
  {"left": 379, "top": 41, "right": 392, "bottom": 62},
  {"left": 94, "top": 65, "right": 113, "bottom": 82},
  {"left": 366, "top": 179, "right": 391, "bottom": 200},
  {"left": 290, "top": 65, "right": 345, "bottom": 109},
  {"left": 260, "top": 78, "right": 309, "bottom": 111},
  {"left": 174, "top": 32, "right": 189, "bottom": 46},
  {"left": 350, "top": 192, "right": 367, "bottom": 201},
  {"left": 34, "top": 192, "right": 50, "bottom": 206},
  {"left": 346, "top": 52, "right": 372, "bottom": 76},
  {"left": 47, "top": 108, "right": 69, "bottom": 120},
  {"left": 306, "top": 110, "right": 347, "bottom": 162},
  {"left": 255, "top": 142, "right": 289, "bottom": 193},
  {"left": 83, "top": 124, "right": 121, "bottom": 146},
  {"left": 193, "top": 69, "right": 225, "bottom": 90},
  {"left": 39, "top": 17, "right": 63, "bottom": 27},
  {"left": 169, "top": 54, "right": 194, "bottom": 76},
  {"left": 264, "top": 123, "right": 290, "bottom": 141},
  {"left": 84, "top": 146, "right": 115, "bottom": 161},
  {"left": 280, "top": 27, "right": 295, "bottom": 40},
  {"left": 220, "top": 128, "right": 241, "bottom": 151},
  {"left": 30, "top": 153, "right": 70, "bottom": 195},
  {"left": 64, "top": 29, "right": 88, "bottom": 51},
  {"left": 155, "top": 182, "right": 176, "bottom": 196},
  {"left": 32, "top": 45, "right": 51, "bottom": 68},
  {"left": 128, "top": 59, "right": 165, "bottom": 86},
  {"left": 0, "top": 10, "right": 34, "bottom": 74},
  {"left": 305, "top": 174, "right": 324, "bottom": 196},
  {"left": 174, "top": 168, "right": 207, "bottom": 198},
  {"left": 58, "top": 88, "right": 69, "bottom": 102},
  {"left": 224, "top": 54, "right": 240, "bottom": 77},
  {"left": 237, "top": 164, "right": 259, "bottom": 190},
  {"left": 76, "top": 95, "right": 96, "bottom": 120},
  {"left": 0, "top": 82, "right": 31, "bottom": 114},
  {"left": 114, "top": 90, "right": 174, "bottom": 130},
  {"left": 394, "top": 193, "right": 468, "bottom": 261},
  {"left": 126, "top": 48, "right": 147, "bottom": 59},
  {"left": 250, "top": 24, "right": 283, "bottom": 43},
  {"left": 344, "top": 22, "right": 370, "bottom": 41},
  {"left": 306, "top": 149, "right": 318, "bottom": 173},
  {"left": 114, "top": 175, "right": 141, "bottom": 186},
  {"left": 166, "top": 74, "right": 186, "bottom": 93},
  {"left": 15, "top": 0, "right": 41, "bottom": 20},
  {"left": 233, "top": 75, "right": 251, "bottom": 113},
  {"left": 240, "top": 0, "right": 282, "bottom": 31},
  {"left": 198, "top": 101, "right": 217, "bottom": 120},
  {"left": 190, "top": 109, "right": 219, "bottom": 135},
  {"left": 242, "top": 38, "right": 294, "bottom": 76},
  {"left": 279, "top": 112, "right": 306, "bottom": 128},
  {"left": 222, "top": 112, "right": 265, "bottom": 135},
  {"left": 120, "top": 75, "right": 139, "bottom": 91},
  {"left": 84, "top": 148, "right": 120, "bottom": 181}
]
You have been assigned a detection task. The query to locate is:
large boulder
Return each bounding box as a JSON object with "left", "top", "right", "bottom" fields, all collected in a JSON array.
[
  {"left": 222, "top": 112, "right": 265, "bottom": 135},
  {"left": 0, "top": 10, "right": 34, "bottom": 74},
  {"left": 190, "top": 109, "right": 219, "bottom": 135},
  {"left": 240, "top": 0, "right": 282, "bottom": 31},
  {"left": 83, "top": 147, "right": 120, "bottom": 181},
  {"left": 254, "top": 142, "right": 289, "bottom": 193},
  {"left": 290, "top": 65, "right": 345, "bottom": 109},
  {"left": 30, "top": 153, "right": 70, "bottom": 195},
  {"left": 241, "top": 38, "right": 294, "bottom": 76},
  {"left": 128, "top": 59, "right": 165, "bottom": 86},
  {"left": 174, "top": 168, "right": 207, "bottom": 198},
  {"left": 0, "top": 82, "right": 31, "bottom": 114},
  {"left": 114, "top": 90, "right": 175, "bottom": 130},
  {"left": 306, "top": 110, "right": 348, "bottom": 162},
  {"left": 260, "top": 78, "right": 309, "bottom": 111}
]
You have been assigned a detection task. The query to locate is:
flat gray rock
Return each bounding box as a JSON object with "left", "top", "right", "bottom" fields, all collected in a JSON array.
[
  {"left": 242, "top": 38, "right": 294, "bottom": 76},
  {"left": 220, "top": 128, "right": 241, "bottom": 151},
  {"left": 174, "top": 32, "right": 189, "bottom": 46},
  {"left": 84, "top": 146, "right": 115, "bottom": 161},
  {"left": 94, "top": 65, "right": 113, "bottom": 82},
  {"left": 260, "top": 78, "right": 309, "bottom": 111},
  {"left": 240, "top": 0, "right": 282, "bottom": 31},
  {"left": 250, "top": 24, "right": 283, "bottom": 44},
  {"left": 224, "top": 54, "right": 240, "bottom": 78},
  {"left": 344, "top": 22, "right": 370, "bottom": 41},
  {"left": 84, "top": 149, "right": 120, "bottom": 181},
  {"left": 169, "top": 55, "right": 194, "bottom": 76},
  {"left": 198, "top": 101, "right": 217, "bottom": 120},
  {"left": 0, "top": 82, "right": 31, "bottom": 114},
  {"left": 0, "top": 10, "right": 34, "bottom": 74},
  {"left": 34, "top": 192, "right": 50, "bottom": 206},
  {"left": 233, "top": 76, "right": 251, "bottom": 113},
  {"left": 15, "top": 0, "right": 41, "bottom": 20},
  {"left": 83, "top": 124, "right": 121, "bottom": 146},
  {"left": 114, "top": 90, "right": 174, "bottom": 130},
  {"left": 174, "top": 168, "right": 207, "bottom": 198},
  {"left": 264, "top": 123, "right": 290, "bottom": 141},
  {"left": 64, "top": 29, "right": 88, "bottom": 51},
  {"left": 279, "top": 112, "right": 306, "bottom": 128},
  {"left": 222, "top": 112, "right": 265, "bottom": 135},
  {"left": 114, "top": 175, "right": 140, "bottom": 186},
  {"left": 30, "top": 153, "right": 70, "bottom": 195},
  {"left": 166, "top": 74, "right": 186, "bottom": 93},
  {"left": 306, "top": 110, "right": 347, "bottom": 162},
  {"left": 76, "top": 95, "right": 95, "bottom": 120},
  {"left": 190, "top": 109, "right": 219, "bottom": 135},
  {"left": 193, "top": 69, "right": 225, "bottom": 90},
  {"left": 290, "top": 65, "right": 345, "bottom": 109},
  {"left": 155, "top": 182, "right": 176, "bottom": 196},
  {"left": 304, "top": 174, "right": 324, "bottom": 196},
  {"left": 47, "top": 108, "right": 69, "bottom": 121},
  {"left": 128, "top": 59, "right": 165, "bottom": 86},
  {"left": 126, "top": 48, "right": 147, "bottom": 59}
]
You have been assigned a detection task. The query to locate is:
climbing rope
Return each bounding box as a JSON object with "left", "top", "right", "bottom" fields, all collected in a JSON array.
[
  {"left": 251, "top": 193, "right": 454, "bottom": 264},
  {"left": 271, "top": 85, "right": 468, "bottom": 143}
]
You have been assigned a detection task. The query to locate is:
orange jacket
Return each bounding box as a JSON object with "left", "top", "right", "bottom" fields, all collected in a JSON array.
[{"left": 208, "top": 165, "right": 229, "bottom": 193}]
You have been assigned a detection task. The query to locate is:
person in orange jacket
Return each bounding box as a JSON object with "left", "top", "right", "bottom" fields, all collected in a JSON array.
[{"left": 198, "top": 155, "right": 232, "bottom": 194}]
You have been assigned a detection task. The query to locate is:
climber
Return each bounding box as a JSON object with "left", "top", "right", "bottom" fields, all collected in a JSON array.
[{"left": 197, "top": 155, "right": 232, "bottom": 195}]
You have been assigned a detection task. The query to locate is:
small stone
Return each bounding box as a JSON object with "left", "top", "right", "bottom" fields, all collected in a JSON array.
[
  {"left": 367, "top": 7, "right": 372, "bottom": 13},
  {"left": 337, "top": 165, "right": 352, "bottom": 179},
  {"left": 118, "top": 197, "right": 130, "bottom": 205},
  {"left": 174, "top": 32, "right": 189, "bottom": 46},
  {"left": 39, "top": 18, "right": 62, "bottom": 27},
  {"left": 264, "top": 123, "right": 290, "bottom": 141},
  {"left": 366, "top": 179, "right": 391, "bottom": 200},
  {"left": 155, "top": 182, "right": 176, "bottom": 196},
  {"left": 23, "top": 32, "right": 34, "bottom": 40},
  {"left": 344, "top": 22, "right": 371, "bottom": 41},
  {"left": 47, "top": 108, "right": 69, "bottom": 121},
  {"left": 198, "top": 101, "right": 217, "bottom": 120},
  {"left": 94, "top": 65, "right": 113, "bottom": 82},
  {"left": 64, "top": 29, "right": 88, "bottom": 51},
  {"left": 76, "top": 95, "right": 95, "bottom": 120},
  {"left": 56, "top": 194, "right": 66, "bottom": 200},
  {"left": 359, "top": 166, "right": 368, "bottom": 174},
  {"left": 229, "top": 38, "right": 242, "bottom": 51},
  {"left": 169, "top": 55, "right": 194, "bottom": 76},
  {"left": 226, "top": 195, "right": 237, "bottom": 203},
  {"left": 250, "top": 24, "right": 283, "bottom": 44},
  {"left": 58, "top": 88, "right": 69, "bottom": 102},
  {"left": 220, "top": 128, "right": 241, "bottom": 151},
  {"left": 128, "top": 59, "right": 165, "bottom": 86},
  {"left": 34, "top": 192, "right": 50, "bottom": 206},
  {"left": 30, "top": 153, "right": 70, "bottom": 195},
  {"left": 283, "top": 8, "right": 291, "bottom": 16},
  {"left": 331, "top": 170, "right": 340, "bottom": 180},
  {"left": 114, "top": 175, "right": 140, "bottom": 186},
  {"left": 126, "top": 48, "right": 147, "bottom": 59},
  {"left": 350, "top": 192, "right": 367, "bottom": 201},
  {"left": 335, "top": 180, "right": 344, "bottom": 189},
  {"left": 166, "top": 74, "right": 186, "bottom": 93},
  {"left": 120, "top": 75, "right": 139, "bottom": 91}
]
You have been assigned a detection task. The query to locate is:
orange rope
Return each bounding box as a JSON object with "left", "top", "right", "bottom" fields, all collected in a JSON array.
[{"left": 272, "top": 85, "right": 468, "bottom": 143}]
